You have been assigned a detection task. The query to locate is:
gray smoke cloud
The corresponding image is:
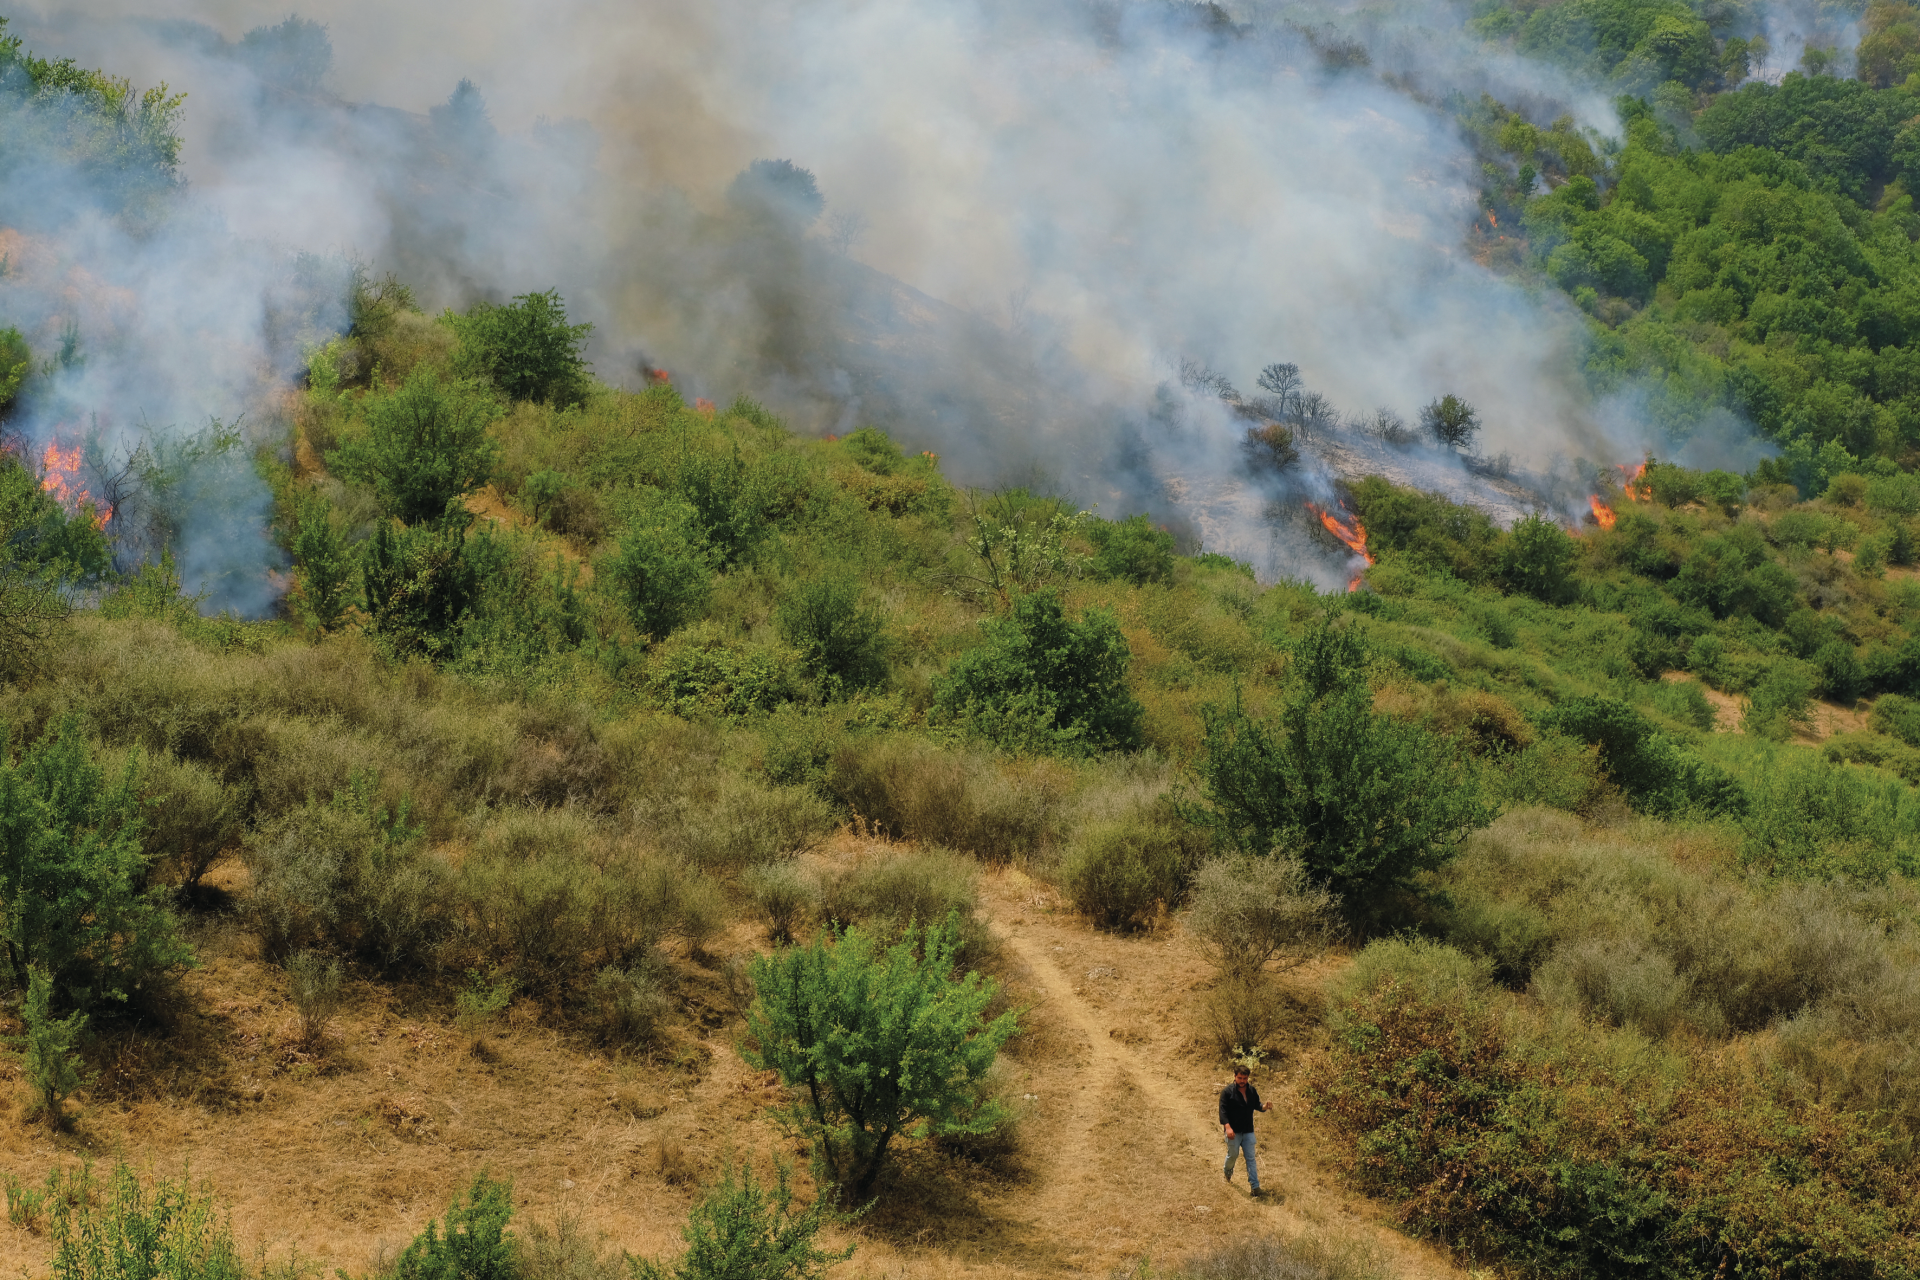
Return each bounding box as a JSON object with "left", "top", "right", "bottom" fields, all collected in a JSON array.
[{"left": 2, "top": 0, "right": 1765, "bottom": 596}]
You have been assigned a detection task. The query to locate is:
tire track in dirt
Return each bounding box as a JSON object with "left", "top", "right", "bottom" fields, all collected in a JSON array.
[{"left": 991, "top": 908, "right": 1464, "bottom": 1279}]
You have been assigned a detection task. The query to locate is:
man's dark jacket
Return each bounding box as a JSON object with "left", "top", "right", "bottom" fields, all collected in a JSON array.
[{"left": 1218, "top": 1081, "right": 1264, "bottom": 1134}]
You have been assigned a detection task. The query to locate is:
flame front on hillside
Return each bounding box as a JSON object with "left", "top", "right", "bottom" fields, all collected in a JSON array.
[
  {"left": 1618, "top": 461, "right": 1651, "bottom": 502},
  {"left": 1588, "top": 494, "right": 1616, "bottom": 530},
  {"left": 39, "top": 442, "right": 109, "bottom": 529},
  {"left": 1306, "top": 500, "right": 1373, "bottom": 592}
]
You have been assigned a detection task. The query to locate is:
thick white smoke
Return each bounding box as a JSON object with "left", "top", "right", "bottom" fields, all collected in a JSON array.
[{"left": 3, "top": 0, "right": 1751, "bottom": 594}]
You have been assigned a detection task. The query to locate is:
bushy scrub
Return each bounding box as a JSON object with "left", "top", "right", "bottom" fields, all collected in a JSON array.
[
  {"left": 1058, "top": 817, "right": 1188, "bottom": 931},
  {"left": 388, "top": 1173, "right": 518, "bottom": 1280},
  {"left": 361, "top": 519, "right": 483, "bottom": 663},
  {"left": 1088, "top": 514, "right": 1175, "bottom": 585},
  {"left": 932, "top": 588, "right": 1143, "bottom": 754},
  {"left": 49, "top": 1162, "right": 246, "bottom": 1280},
  {"left": 824, "top": 735, "right": 1073, "bottom": 863},
  {"left": 1533, "top": 695, "right": 1744, "bottom": 816},
  {"left": 1493, "top": 512, "right": 1575, "bottom": 602},
  {"left": 1184, "top": 852, "right": 1340, "bottom": 973},
  {"left": 776, "top": 574, "right": 889, "bottom": 695},
  {"left": 630, "top": 1162, "right": 852, "bottom": 1280},
  {"left": 1740, "top": 755, "right": 1920, "bottom": 879},
  {"left": 648, "top": 627, "right": 803, "bottom": 718},
  {"left": 818, "top": 847, "right": 990, "bottom": 961}
]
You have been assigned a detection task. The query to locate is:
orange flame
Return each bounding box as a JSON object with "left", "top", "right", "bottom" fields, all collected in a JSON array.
[
  {"left": 694, "top": 397, "right": 716, "bottom": 416},
  {"left": 39, "top": 442, "right": 109, "bottom": 529},
  {"left": 1307, "top": 501, "right": 1374, "bottom": 592},
  {"left": 1588, "top": 495, "right": 1616, "bottom": 530},
  {"left": 1488, "top": 212, "right": 1498, "bottom": 228},
  {"left": 1617, "top": 461, "right": 1651, "bottom": 502},
  {"left": 644, "top": 367, "right": 671, "bottom": 385}
]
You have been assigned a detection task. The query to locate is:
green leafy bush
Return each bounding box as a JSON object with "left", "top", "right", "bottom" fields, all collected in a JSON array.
[
  {"left": 649, "top": 629, "right": 802, "bottom": 718},
  {"left": 1533, "top": 696, "right": 1745, "bottom": 816},
  {"left": 743, "top": 915, "right": 1018, "bottom": 1200},
  {"left": 362, "top": 520, "right": 483, "bottom": 663},
  {"left": 776, "top": 574, "right": 888, "bottom": 695},
  {"left": 388, "top": 1173, "right": 518, "bottom": 1280},
  {"left": 446, "top": 289, "right": 593, "bottom": 408},
  {"left": 9, "top": 967, "right": 91, "bottom": 1124},
  {"left": 677, "top": 448, "right": 768, "bottom": 568},
  {"left": 630, "top": 1162, "right": 852, "bottom": 1280},
  {"left": 331, "top": 368, "right": 501, "bottom": 524},
  {"left": 0, "top": 325, "right": 29, "bottom": 412},
  {"left": 1493, "top": 512, "right": 1575, "bottom": 602},
  {"left": 1184, "top": 852, "right": 1340, "bottom": 973},
  {"left": 931, "top": 589, "right": 1143, "bottom": 754},
  {"left": 0, "top": 716, "right": 193, "bottom": 1011},
  {"left": 1740, "top": 756, "right": 1920, "bottom": 880},
  {"left": 289, "top": 487, "right": 354, "bottom": 632},
  {"left": 1742, "top": 662, "right": 1816, "bottom": 741}
]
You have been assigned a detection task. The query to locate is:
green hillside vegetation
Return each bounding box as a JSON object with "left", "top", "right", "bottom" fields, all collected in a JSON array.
[{"left": 9, "top": 7, "right": 1920, "bottom": 1278}]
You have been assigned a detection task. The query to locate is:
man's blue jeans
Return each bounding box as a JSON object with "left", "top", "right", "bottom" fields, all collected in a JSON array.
[{"left": 1224, "top": 1131, "right": 1259, "bottom": 1189}]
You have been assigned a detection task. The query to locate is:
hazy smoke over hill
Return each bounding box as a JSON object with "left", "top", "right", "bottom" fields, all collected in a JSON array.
[{"left": 2, "top": 0, "right": 1774, "bottom": 594}]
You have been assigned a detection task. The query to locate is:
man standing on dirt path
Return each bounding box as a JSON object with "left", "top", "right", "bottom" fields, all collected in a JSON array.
[{"left": 1219, "top": 1066, "right": 1272, "bottom": 1198}]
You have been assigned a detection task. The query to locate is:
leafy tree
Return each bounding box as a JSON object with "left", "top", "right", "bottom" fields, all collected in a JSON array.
[
  {"left": 234, "top": 15, "right": 331, "bottom": 91},
  {"left": 1419, "top": 394, "right": 1481, "bottom": 450},
  {"left": 0, "top": 716, "right": 194, "bottom": 1012},
  {"left": 1088, "top": 514, "right": 1175, "bottom": 585},
  {"left": 390, "top": 1174, "right": 518, "bottom": 1280},
  {"left": 678, "top": 448, "right": 768, "bottom": 569},
  {"left": 631, "top": 1163, "right": 854, "bottom": 1280},
  {"left": 743, "top": 915, "right": 1019, "bottom": 1201},
  {"left": 1192, "top": 613, "right": 1490, "bottom": 917},
  {"left": 606, "top": 499, "right": 713, "bottom": 642},
  {"left": 330, "top": 368, "right": 500, "bottom": 524},
  {"left": 8, "top": 967, "right": 90, "bottom": 1125},
  {"left": 931, "top": 589, "right": 1143, "bottom": 754},
  {"left": 446, "top": 289, "right": 593, "bottom": 408},
  {"left": 1495, "top": 512, "right": 1575, "bottom": 602},
  {"left": 728, "top": 159, "right": 826, "bottom": 229},
  {"left": 776, "top": 574, "right": 888, "bottom": 694}
]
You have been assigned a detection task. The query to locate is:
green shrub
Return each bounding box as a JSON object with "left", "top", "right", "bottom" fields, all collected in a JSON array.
[
  {"left": 0, "top": 717, "right": 193, "bottom": 1011},
  {"left": 9, "top": 967, "right": 91, "bottom": 1125},
  {"left": 841, "top": 426, "right": 904, "bottom": 473},
  {"left": 136, "top": 751, "right": 245, "bottom": 892},
  {"left": 743, "top": 915, "right": 1019, "bottom": 1200},
  {"left": 605, "top": 497, "right": 714, "bottom": 642},
  {"left": 362, "top": 520, "right": 483, "bottom": 663},
  {"left": 1534, "top": 696, "right": 1745, "bottom": 816},
  {"left": 823, "top": 736, "right": 1071, "bottom": 863},
  {"left": 330, "top": 368, "right": 501, "bottom": 524},
  {"left": 1193, "top": 615, "right": 1490, "bottom": 917},
  {"left": 1814, "top": 640, "right": 1865, "bottom": 702},
  {"left": 518, "top": 469, "right": 604, "bottom": 541},
  {"left": 50, "top": 1163, "right": 245, "bottom": 1280},
  {"left": 1059, "top": 817, "right": 1187, "bottom": 931},
  {"left": 388, "top": 1173, "right": 518, "bottom": 1280},
  {"left": 0, "top": 325, "right": 29, "bottom": 412},
  {"left": 932, "top": 589, "right": 1143, "bottom": 754},
  {"left": 1088, "top": 514, "right": 1176, "bottom": 586},
  {"left": 1494, "top": 512, "right": 1575, "bottom": 602},
  {"left": 446, "top": 288, "right": 593, "bottom": 408},
  {"left": 630, "top": 1162, "right": 852, "bottom": 1280},
  {"left": 649, "top": 629, "right": 803, "bottom": 718},
  {"left": 1650, "top": 679, "right": 1716, "bottom": 731},
  {"left": 1743, "top": 662, "right": 1816, "bottom": 741},
  {"left": 289, "top": 487, "right": 354, "bottom": 632},
  {"left": 243, "top": 771, "right": 448, "bottom": 970},
  {"left": 677, "top": 447, "right": 768, "bottom": 568},
  {"left": 1184, "top": 852, "right": 1340, "bottom": 973},
  {"left": 1740, "top": 756, "right": 1920, "bottom": 880},
  {"left": 1871, "top": 692, "right": 1920, "bottom": 746},
  {"left": 776, "top": 575, "right": 888, "bottom": 695},
  {"left": 586, "top": 961, "right": 671, "bottom": 1049}
]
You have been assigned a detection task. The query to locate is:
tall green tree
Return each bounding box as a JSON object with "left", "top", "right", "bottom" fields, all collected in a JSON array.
[
  {"left": 330, "top": 368, "right": 500, "bottom": 525},
  {"left": 743, "top": 915, "right": 1018, "bottom": 1201},
  {"left": 1193, "top": 613, "right": 1490, "bottom": 919}
]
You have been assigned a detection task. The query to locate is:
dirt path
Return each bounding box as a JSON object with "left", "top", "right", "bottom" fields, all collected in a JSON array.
[{"left": 978, "top": 873, "right": 1465, "bottom": 1279}]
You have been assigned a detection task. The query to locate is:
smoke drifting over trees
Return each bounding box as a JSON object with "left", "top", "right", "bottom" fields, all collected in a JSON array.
[{"left": 0, "top": 0, "right": 1858, "bottom": 597}]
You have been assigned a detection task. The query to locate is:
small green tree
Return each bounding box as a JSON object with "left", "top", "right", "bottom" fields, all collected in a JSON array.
[
  {"left": 9, "top": 967, "right": 91, "bottom": 1125},
  {"left": 0, "top": 456, "right": 76, "bottom": 678},
  {"left": 331, "top": 368, "right": 501, "bottom": 524},
  {"left": 606, "top": 500, "right": 714, "bottom": 642},
  {"left": 1192, "top": 614, "right": 1490, "bottom": 919},
  {"left": 776, "top": 575, "right": 888, "bottom": 694},
  {"left": 445, "top": 289, "right": 593, "bottom": 408},
  {"left": 0, "top": 717, "right": 194, "bottom": 1011},
  {"left": 389, "top": 1173, "right": 518, "bottom": 1280},
  {"left": 0, "top": 326, "right": 29, "bottom": 413},
  {"left": 630, "top": 1162, "right": 854, "bottom": 1280},
  {"left": 677, "top": 448, "right": 768, "bottom": 569},
  {"left": 1419, "top": 394, "right": 1480, "bottom": 451},
  {"left": 931, "top": 589, "right": 1142, "bottom": 754},
  {"left": 1088, "top": 514, "right": 1175, "bottom": 585},
  {"left": 743, "top": 915, "right": 1019, "bottom": 1201}
]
